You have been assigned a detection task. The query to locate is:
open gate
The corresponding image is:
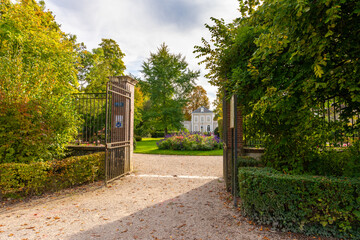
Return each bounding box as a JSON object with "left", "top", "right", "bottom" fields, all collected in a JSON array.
[
  {"left": 70, "top": 76, "right": 136, "bottom": 185},
  {"left": 105, "top": 79, "right": 133, "bottom": 185}
]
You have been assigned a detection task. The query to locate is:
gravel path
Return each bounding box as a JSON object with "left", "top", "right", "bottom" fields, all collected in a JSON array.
[{"left": 0, "top": 154, "right": 323, "bottom": 240}]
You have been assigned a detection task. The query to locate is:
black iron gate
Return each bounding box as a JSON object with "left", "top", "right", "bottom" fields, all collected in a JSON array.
[{"left": 105, "top": 81, "right": 132, "bottom": 184}]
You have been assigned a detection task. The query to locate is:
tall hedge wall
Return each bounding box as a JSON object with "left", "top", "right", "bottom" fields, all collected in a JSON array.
[
  {"left": 0, "top": 153, "right": 105, "bottom": 199},
  {"left": 238, "top": 167, "right": 360, "bottom": 239}
]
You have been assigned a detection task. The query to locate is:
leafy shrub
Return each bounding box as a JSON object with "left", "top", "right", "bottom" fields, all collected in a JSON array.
[
  {"left": 0, "top": 162, "right": 50, "bottom": 198},
  {"left": 135, "top": 136, "right": 142, "bottom": 142},
  {"left": 217, "top": 118, "right": 223, "bottom": 140},
  {"left": 214, "top": 127, "right": 219, "bottom": 138},
  {"left": 157, "top": 132, "right": 222, "bottom": 151},
  {"left": 0, "top": 153, "right": 105, "bottom": 199},
  {"left": 238, "top": 156, "right": 263, "bottom": 167},
  {"left": 309, "top": 142, "right": 360, "bottom": 177},
  {"left": 152, "top": 131, "right": 178, "bottom": 138},
  {"left": 183, "top": 128, "right": 190, "bottom": 133},
  {"left": 152, "top": 131, "right": 165, "bottom": 138},
  {"left": 238, "top": 167, "right": 360, "bottom": 239},
  {"left": 0, "top": 1, "right": 80, "bottom": 164},
  {"left": 49, "top": 153, "right": 105, "bottom": 189}
]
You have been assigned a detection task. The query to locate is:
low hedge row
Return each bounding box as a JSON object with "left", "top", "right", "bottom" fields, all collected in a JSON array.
[
  {"left": 238, "top": 156, "right": 263, "bottom": 167},
  {"left": 238, "top": 167, "right": 360, "bottom": 239},
  {"left": 0, "top": 153, "right": 105, "bottom": 199}
]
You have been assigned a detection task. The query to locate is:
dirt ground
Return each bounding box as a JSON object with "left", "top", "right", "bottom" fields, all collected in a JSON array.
[{"left": 0, "top": 154, "right": 331, "bottom": 240}]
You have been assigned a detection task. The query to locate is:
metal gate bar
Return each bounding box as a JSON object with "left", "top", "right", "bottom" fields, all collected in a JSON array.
[
  {"left": 105, "top": 81, "right": 132, "bottom": 185},
  {"left": 72, "top": 93, "right": 107, "bottom": 145}
]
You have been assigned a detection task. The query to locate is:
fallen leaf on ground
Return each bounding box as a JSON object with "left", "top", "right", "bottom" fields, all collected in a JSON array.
[{"left": 177, "top": 224, "right": 186, "bottom": 229}]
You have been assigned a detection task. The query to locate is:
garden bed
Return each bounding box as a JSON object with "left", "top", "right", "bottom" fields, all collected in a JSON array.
[{"left": 157, "top": 132, "right": 223, "bottom": 151}]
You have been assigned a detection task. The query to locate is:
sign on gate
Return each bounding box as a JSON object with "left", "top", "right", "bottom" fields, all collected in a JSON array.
[
  {"left": 115, "top": 115, "right": 123, "bottom": 128},
  {"left": 115, "top": 102, "right": 124, "bottom": 107}
]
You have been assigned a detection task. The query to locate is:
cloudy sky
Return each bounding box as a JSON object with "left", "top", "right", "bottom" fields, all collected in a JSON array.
[{"left": 45, "top": 0, "right": 240, "bottom": 108}]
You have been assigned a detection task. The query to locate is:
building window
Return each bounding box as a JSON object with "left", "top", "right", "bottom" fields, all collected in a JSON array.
[
  {"left": 206, "top": 116, "right": 211, "bottom": 122},
  {"left": 207, "top": 125, "right": 211, "bottom": 132},
  {"left": 194, "top": 125, "right": 198, "bottom": 132},
  {"left": 194, "top": 116, "right": 198, "bottom": 123},
  {"left": 201, "top": 107, "right": 204, "bottom": 112},
  {"left": 200, "top": 116, "right": 204, "bottom": 123}
]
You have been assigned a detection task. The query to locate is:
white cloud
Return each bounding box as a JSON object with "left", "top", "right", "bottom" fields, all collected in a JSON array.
[{"left": 45, "top": 0, "right": 240, "bottom": 109}]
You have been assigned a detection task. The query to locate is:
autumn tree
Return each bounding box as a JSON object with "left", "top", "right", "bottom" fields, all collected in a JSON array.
[
  {"left": 134, "top": 86, "right": 145, "bottom": 130},
  {"left": 141, "top": 43, "right": 199, "bottom": 135},
  {"left": 183, "top": 86, "right": 210, "bottom": 120},
  {"left": 0, "top": 0, "right": 80, "bottom": 163}
]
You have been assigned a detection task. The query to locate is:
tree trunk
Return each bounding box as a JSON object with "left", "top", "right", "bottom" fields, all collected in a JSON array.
[{"left": 164, "top": 127, "right": 168, "bottom": 136}]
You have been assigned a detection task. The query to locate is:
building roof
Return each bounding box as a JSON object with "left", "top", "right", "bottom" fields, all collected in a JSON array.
[{"left": 192, "top": 106, "right": 213, "bottom": 113}]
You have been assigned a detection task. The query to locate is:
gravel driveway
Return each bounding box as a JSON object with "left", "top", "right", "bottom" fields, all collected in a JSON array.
[{"left": 0, "top": 154, "right": 325, "bottom": 240}]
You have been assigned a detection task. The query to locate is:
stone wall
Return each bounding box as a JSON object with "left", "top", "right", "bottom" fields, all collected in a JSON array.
[{"left": 67, "top": 145, "right": 105, "bottom": 157}]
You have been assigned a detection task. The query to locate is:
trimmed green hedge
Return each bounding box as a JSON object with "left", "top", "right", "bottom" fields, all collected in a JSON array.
[
  {"left": 238, "top": 156, "right": 263, "bottom": 167},
  {"left": 0, "top": 153, "right": 105, "bottom": 199},
  {"left": 238, "top": 167, "right": 360, "bottom": 239}
]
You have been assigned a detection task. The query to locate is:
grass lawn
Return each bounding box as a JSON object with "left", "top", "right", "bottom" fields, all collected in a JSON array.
[{"left": 134, "top": 138, "right": 223, "bottom": 156}]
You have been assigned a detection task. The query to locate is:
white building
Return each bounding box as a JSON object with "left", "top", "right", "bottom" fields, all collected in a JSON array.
[{"left": 183, "top": 106, "right": 218, "bottom": 133}]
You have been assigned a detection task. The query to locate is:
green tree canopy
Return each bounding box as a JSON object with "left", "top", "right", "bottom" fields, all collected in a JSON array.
[
  {"left": 0, "top": 0, "right": 80, "bottom": 163},
  {"left": 79, "top": 38, "right": 126, "bottom": 92},
  {"left": 212, "top": 89, "right": 223, "bottom": 121},
  {"left": 195, "top": 0, "right": 360, "bottom": 173},
  {"left": 141, "top": 43, "right": 200, "bottom": 135}
]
